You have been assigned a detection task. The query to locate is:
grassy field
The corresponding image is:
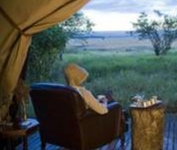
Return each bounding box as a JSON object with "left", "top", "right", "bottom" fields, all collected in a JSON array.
[
  {"left": 27, "top": 37, "right": 177, "bottom": 117},
  {"left": 51, "top": 49, "right": 177, "bottom": 113}
]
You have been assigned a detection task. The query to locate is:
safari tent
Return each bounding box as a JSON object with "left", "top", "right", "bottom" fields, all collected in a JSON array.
[{"left": 0, "top": 0, "right": 89, "bottom": 121}]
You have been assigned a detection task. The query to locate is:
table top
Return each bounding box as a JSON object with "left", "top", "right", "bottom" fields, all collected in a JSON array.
[
  {"left": 0, "top": 118, "right": 39, "bottom": 138},
  {"left": 129, "top": 100, "right": 164, "bottom": 110}
]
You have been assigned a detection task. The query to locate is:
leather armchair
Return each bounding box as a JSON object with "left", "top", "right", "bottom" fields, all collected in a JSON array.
[{"left": 30, "top": 83, "right": 126, "bottom": 150}]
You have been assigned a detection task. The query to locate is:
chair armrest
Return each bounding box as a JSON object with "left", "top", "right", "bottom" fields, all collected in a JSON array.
[
  {"left": 82, "top": 100, "right": 121, "bottom": 118},
  {"left": 107, "top": 100, "right": 121, "bottom": 110}
]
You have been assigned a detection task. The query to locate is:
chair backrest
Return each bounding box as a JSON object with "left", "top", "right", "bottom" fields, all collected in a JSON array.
[{"left": 30, "top": 83, "right": 87, "bottom": 130}]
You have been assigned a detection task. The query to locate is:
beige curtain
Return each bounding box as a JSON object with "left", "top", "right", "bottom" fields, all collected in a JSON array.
[{"left": 0, "top": 0, "right": 89, "bottom": 121}]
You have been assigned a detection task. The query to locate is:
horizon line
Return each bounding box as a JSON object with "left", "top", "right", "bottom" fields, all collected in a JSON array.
[{"left": 91, "top": 30, "right": 134, "bottom": 32}]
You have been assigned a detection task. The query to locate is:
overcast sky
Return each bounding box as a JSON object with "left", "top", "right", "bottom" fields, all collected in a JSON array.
[{"left": 81, "top": 0, "right": 177, "bottom": 31}]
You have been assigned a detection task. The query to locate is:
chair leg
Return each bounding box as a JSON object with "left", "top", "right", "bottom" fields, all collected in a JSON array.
[
  {"left": 23, "top": 136, "right": 28, "bottom": 150},
  {"left": 0, "top": 137, "right": 6, "bottom": 150},
  {"left": 120, "top": 135, "right": 125, "bottom": 148},
  {"left": 40, "top": 135, "right": 46, "bottom": 150},
  {"left": 41, "top": 142, "right": 46, "bottom": 150}
]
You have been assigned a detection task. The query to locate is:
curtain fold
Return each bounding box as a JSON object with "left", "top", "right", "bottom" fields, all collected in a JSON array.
[{"left": 0, "top": 0, "right": 89, "bottom": 121}]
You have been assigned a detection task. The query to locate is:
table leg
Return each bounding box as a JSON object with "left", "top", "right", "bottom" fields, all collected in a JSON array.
[{"left": 23, "top": 136, "right": 28, "bottom": 150}]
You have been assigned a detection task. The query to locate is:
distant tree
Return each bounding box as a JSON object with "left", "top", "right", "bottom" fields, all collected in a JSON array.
[
  {"left": 27, "top": 12, "right": 94, "bottom": 82},
  {"left": 130, "top": 10, "right": 177, "bottom": 56},
  {"left": 58, "top": 12, "right": 94, "bottom": 59}
]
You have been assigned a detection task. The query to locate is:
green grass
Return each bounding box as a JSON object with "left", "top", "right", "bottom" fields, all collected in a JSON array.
[{"left": 28, "top": 50, "right": 177, "bottom": 117}]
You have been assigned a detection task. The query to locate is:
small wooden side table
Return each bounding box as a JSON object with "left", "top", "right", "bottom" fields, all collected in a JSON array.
[
  {"left": 0, "top": 118, "right": 39, "bottom": 150},
  {"left": 130, "top": 102, "right": 165, "bottom": 150}
]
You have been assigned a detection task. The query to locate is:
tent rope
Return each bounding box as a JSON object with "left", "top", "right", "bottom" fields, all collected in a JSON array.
[{"left": 0, "top": 6, "right": 30, "bottom": 36}]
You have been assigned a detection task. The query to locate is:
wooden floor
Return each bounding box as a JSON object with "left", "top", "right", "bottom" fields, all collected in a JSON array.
[{"left": 16, "top": 113, "right": 177, "bottom": 150}]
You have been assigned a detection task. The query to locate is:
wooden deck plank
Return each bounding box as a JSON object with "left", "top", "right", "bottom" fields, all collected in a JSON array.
[
  {"left": 124, "top": 131, "right": 131, "bottom": 150},
  {"left": 164, "top": 114, "right": 170, "bottom": 150},
  {"left": 163, "top": 114, "right": 177, "bottom": 150},
  {"left": 172, "top": 115, "right": 177, "bottom": 150},
  {"left": 16, "top": 113, "right": 177, "bottom": 150}
]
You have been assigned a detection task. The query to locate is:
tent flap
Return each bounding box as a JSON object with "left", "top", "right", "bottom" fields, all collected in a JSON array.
[{"left": 0, "top": 0, "right": 90, "bottom": 121}]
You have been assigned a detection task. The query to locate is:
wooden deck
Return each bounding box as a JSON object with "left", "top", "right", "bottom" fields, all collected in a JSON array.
[{"left": 16, "top": 113, "right": 177, "bottom": 150}]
